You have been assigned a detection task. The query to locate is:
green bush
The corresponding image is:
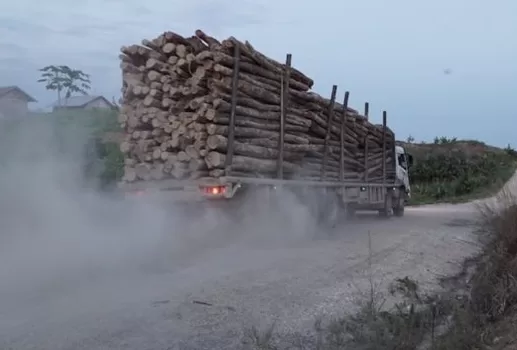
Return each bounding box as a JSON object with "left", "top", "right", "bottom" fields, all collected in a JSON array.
[
  {"left": 409, "top": 146, "right": 517, "bottom": 204},
  {"left": 65, "top": 109, "right": 124, "bottom": 188},
  {"left": 0, "top": 109, "right": 123, "bottom": 190}
]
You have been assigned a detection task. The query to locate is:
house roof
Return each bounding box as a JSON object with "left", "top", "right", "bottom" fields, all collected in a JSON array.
[
  {"left": 52, "top": 95, "right": 113, "bottom": 108},
  {"left": 0, "top": 86, "right": 37, "bottom": 102}
]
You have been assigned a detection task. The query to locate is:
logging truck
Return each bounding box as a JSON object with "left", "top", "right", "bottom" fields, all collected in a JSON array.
[
  {"left": 119, "top": 142, "right": 412, "bottom": 223},
  {"left": 118, "top": 107, "right": 413, "bottom": 222},
  {"left": 117, "top": 29, "right": 414, "bottom": 223}
]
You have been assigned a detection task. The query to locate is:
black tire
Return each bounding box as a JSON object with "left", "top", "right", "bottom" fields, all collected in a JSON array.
[
  {"left": 318, "top": 191, "right": 340, "bottom": 228},
  {"left": 393, "top": 195, "right": 405, "bottom": 217},
  {"left": 378, "top": 193, "right": 393, "bottom": 218},
  {"left": 345, "top": 203, "right": 356, "bottom": 220}
]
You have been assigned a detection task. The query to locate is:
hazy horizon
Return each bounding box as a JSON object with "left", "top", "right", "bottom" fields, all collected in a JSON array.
[{"left": 1, "top": 0, "right": 515, "bottom": 146}]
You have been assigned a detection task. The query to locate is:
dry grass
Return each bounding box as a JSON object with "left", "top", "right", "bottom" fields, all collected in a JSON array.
[
  {"left": 243, "top": 190, "right": 517, "bottom": 349},
  {"left": 432, "top": 190, "right": 517, "bottom": 350}
]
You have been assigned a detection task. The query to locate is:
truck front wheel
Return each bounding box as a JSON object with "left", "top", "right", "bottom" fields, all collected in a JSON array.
[
  {"left": 393, "top": 187, "right": 406, "bottom": 217},
  {"left": 393, "top": 195, "right": 405, "bottom": 217}
]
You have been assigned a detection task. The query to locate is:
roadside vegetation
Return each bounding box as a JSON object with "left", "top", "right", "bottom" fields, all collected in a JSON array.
[
  {"left": 0, "top": 109, "right": 123, "bottom": 190},
  {"left": 404, "top": 136, "right": 517, "bottom": 205},
  {"left": 47, "top": 108, "right": 124, "bottom": 190},
  {"left": 243, "top": 192, "right": 517, "bottom": 350}
]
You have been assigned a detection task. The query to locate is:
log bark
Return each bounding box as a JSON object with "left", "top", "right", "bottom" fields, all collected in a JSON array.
[
  {"left": 203, "top": 113, "right": 308, "bottom": 133},
  {"left": 206, "top": 135, "right": 303, "bottom": 160},
  {"left": 222, "top": 37, "right": 313, "bottom": 88},
  {"left": 205, "top": 124, "right": 310, "bottom": 144},
  {"left": 210, "top": 98, "right": 311, "bottom": 127},
  {"left": 207, "top": 51, "right": 311, "bottom": 91},
  {"left": 205, "top": 152, "right": 299, "bottom": 173}
]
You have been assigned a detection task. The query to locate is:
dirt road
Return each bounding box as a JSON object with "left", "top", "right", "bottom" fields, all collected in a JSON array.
[{"left": 0, "top": 190, "right": 485, "bottom": 350}]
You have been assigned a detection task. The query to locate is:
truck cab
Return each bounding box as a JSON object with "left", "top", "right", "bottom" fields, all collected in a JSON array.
[{"left": 395, "top": 145, "right": 413, "bottom": 202}]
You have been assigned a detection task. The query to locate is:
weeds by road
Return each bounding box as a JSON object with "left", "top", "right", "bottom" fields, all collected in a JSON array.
[
  {"left": 243, "top": 191, "right": 517, "bottom": 350},
  {"left": 406, "top": 139, "right": 517, "bottom": 206}
]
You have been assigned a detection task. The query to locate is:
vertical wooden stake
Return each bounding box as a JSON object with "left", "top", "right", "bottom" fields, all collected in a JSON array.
[
  {"left": 224, "top": 44, "right": 241, "bottom": 171},
  {"left": 340, "top": 91, "right": 350, "bottom": 182},
  {"left": 364, "top": 135, "right": 369, "bottom": 181},
  {"left": 321, "top": 85, "right": 338, "bottom": 180},
  {"left": 277, "top": 53, "right": 291, "bottom": 179},
  {"left": 364, "top": 102, "right": 369, "bottom": 120},
  {"left": 382, "top": 111, "right": 387, "bottom": 184}
]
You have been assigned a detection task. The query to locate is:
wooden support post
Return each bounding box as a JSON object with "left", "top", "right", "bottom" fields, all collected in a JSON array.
[
  {"left": 364, "top": 102, "right": 369, "bottom": 120},
  {"left": 382, "top": 111, "right": 387, "bottom": 184},
  {"left": 339, "top": 91, "right": 350, "bottom": 182},
  {"left": 321, "top": 85, "right": 338, "bottom": 180},
  {"left": 277, "top": 53, "right": 291, "bottom": 179},
  {"left": 364, "top": 134, "right": 369, "bottom": 181},
  {"left": 224, "top": 44, "right": 241, "bottom": 170}
]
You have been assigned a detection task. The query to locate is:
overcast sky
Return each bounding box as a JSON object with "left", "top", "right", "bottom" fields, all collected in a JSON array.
[{"left": 1, "top": 0, "right": 516, "bottom": 146}]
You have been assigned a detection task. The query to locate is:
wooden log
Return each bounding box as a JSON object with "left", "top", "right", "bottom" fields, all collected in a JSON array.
[
  {"left": 222, "top": 37, "right": 313, "bottom": 88},
  {"left": 194, "top": 29, "right": 222, "bottom": 49},
  {"left": 206, "top": 51, "right": 310, "bottom": 91},
  {"left": 134, "top": 163, "right": 152, "bottom": 180},
  {"left": 206, "top": 135, "right": 303, "bottom": 160},
  {"left": 212, "top": 76, "right": 280, "bottom": 105},
  {"left": 162, "top": 42, "right": 176, "bottom": 54},
  {"left": 205, "top": 124, "right": 309, "bottom": 144},
  {"left": 236, "top": 138, "right": 328, "bottom": 154},
  {"left": 145, "top": 58, "right": 168, "bottom": 72},
  {"left": 189, "top": 158, "right": 208, "bottom": 171},
  {"left": 211, "top": 98, "right": 311, "bottom": 127},
  {"left": 214, "top": 63, "right": 337, "bottom": 106},
  {"left": 203, "top": 113, "right": 308, "bottom": 133},
  {"left": 123, "top": 166, "right": 137, "bottom": 182},
  {"left": 163, "top": 31, "right": 191, "bottom": 45},
  {"left": 185, "top": 35, "right": 208, "bottom": 53},
  {"left": 205, "top": 151, "right": 299, "bottom": 173}
]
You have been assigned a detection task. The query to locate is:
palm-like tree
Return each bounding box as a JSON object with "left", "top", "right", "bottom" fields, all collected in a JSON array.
[{"left": 37, "top": 65, "right": 91, "bottom": 106}]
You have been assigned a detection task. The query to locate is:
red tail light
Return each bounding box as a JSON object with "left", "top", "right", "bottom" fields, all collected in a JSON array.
[
  {"left": 126, "top": 190, "right": 145, "bottom": 196},
  {"left": 201, "top": 186, "right": 226, "bottom": 196}
]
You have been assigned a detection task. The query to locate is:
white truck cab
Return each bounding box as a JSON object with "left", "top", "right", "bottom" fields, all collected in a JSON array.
[{"left": 395, "top": 145, "right": 413, "bottom": 201}]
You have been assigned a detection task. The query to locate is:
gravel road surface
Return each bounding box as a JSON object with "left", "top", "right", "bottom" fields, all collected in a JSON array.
[{"left": 0, "top": 182, "right": 504, "bottom": 350}]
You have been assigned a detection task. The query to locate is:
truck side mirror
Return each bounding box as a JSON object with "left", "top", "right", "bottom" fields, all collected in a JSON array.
[{"left": 407, "top": 153, "right": 414, "bottom": 168}]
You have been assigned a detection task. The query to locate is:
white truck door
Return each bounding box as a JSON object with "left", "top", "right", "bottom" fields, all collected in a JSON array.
[{"left": 395, "top": 146, "right": 411, "bottom": 197}]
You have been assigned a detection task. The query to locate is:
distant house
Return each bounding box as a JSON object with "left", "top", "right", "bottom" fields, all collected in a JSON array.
[
  {"left": 0, "top": 86, "right": 37, "bottom": 118},
  {"left": 52, "top": 95, "right": 115, "bottom": 112}
]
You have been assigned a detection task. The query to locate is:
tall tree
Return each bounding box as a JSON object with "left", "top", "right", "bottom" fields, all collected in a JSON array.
[{"left": 37, "top": 65, "right": 91, "bottom": 106}]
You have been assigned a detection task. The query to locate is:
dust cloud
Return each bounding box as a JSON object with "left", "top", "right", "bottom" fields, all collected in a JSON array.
[
  {"left": 0, "top": 118, "right": 169, "bottom": 304},
  {"left": 0, "top": 117, "right": 320, "bottom": 316}
]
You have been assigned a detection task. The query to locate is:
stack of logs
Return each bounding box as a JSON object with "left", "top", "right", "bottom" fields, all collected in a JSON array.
[{"left": 118, "top": 29, "right": 395, "bottom": 183}]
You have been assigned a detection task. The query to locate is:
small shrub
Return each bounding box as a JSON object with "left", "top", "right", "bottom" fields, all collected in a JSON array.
[
  {"left": 433, "top": 136, "right": 458, "bottom": 145},
  {"left": 0, "top": 109, "right": 123, "bottom": 189},
  {"left": 408, "top": 144, "right": 516, "bottom": 204},
  {"left": 504, "top": 144, "right": 517, "bottom": 158}
]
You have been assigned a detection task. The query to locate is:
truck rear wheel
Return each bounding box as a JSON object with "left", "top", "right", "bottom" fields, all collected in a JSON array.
[
  {"left": 345, "top": 203, "right": 356, "bottom": 219},
  {"left": 378, "top": 193, "right": 393, "bottom": 218},
  {"left": 317, "top": 191, "right": 340, "bottom": 228}
]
